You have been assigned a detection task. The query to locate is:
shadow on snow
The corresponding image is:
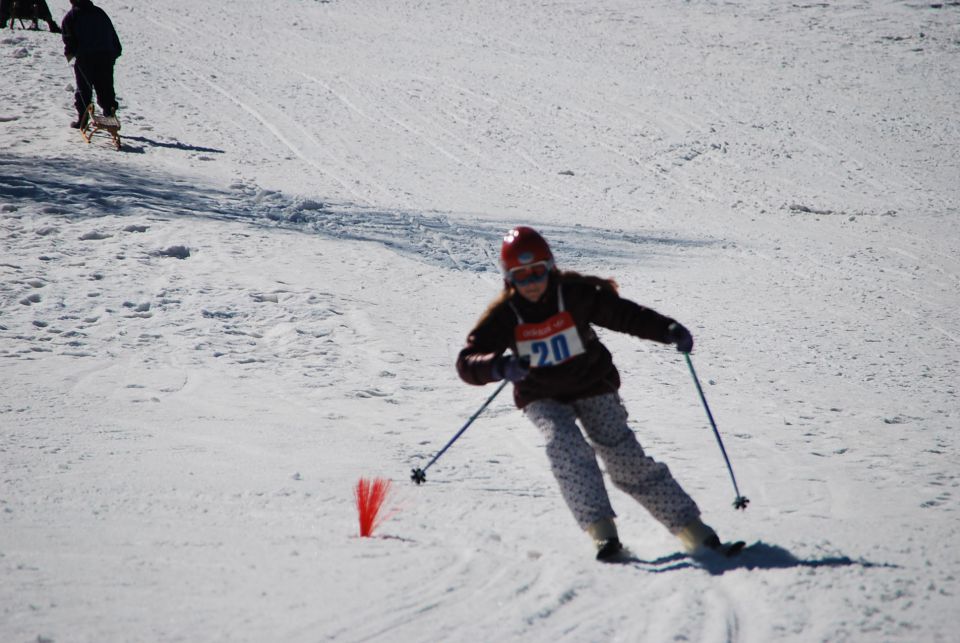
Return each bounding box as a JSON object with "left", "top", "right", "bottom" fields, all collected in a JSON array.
[
  {"left": 619, "top": 541, "right": 898, "bottom": 576},
  {"left": 1, "top": 153, "right": 716, "bottom": 274},
  {"left": 121, "top": 135, "right": 226, "bottom": 155}
]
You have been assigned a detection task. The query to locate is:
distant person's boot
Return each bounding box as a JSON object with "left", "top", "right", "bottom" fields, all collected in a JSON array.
[{"left": 70, "top": 109, "right": 89, "bottom": 129}]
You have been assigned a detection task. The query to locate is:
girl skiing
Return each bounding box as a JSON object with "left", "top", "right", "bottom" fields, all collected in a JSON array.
[{"left": 456, "top": 226, "right": 728, "bottom": 560}]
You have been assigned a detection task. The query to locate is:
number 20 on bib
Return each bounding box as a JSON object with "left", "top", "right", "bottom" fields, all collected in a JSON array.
[{"left": 514, "top": 311, "right": 586, "bottom": 367}]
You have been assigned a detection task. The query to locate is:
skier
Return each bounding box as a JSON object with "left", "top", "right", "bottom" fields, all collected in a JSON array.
[
  {"left": 456, "top": 226, "right": 731, "bottom": 560},
  {"left": 61, "top": 0, "right": 122, "bottom": 129}
]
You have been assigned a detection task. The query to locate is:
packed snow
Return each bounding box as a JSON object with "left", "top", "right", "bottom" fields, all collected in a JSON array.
[{"left": 2, "top": 1, "right": 959, "bottom": 641}]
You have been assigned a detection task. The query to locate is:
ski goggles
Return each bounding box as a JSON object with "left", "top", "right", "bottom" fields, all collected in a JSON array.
[{"left": 507, "top": 260, "right": 552, "bottom": 285}]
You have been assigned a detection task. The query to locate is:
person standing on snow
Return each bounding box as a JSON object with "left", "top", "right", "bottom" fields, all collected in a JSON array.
[
  {"left": 61, "top": 0, "right": 122, "bottom": 129},
  {"left": 456, "top": 226, "right": 729, "bottom": 560}
]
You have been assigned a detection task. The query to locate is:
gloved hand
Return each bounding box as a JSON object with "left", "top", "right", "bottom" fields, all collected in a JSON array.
[
  {"left": 493, "top": 354, "right": 530, "bottom": 382},
  {"left": 667, "top": 322, "right": 694, "bottom": 353}
]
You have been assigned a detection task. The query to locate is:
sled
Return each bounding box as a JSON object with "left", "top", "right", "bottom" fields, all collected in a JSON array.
[{"left": 79, "top": 104, "right": 121, "bottom": 151}]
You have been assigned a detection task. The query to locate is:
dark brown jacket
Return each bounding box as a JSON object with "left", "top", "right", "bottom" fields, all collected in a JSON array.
[{"left": 456, "top": 272, "right": 678, "bottom": 408}]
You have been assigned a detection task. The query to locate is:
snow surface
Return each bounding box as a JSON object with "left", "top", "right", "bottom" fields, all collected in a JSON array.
[{"left": 2, "top": 1, "right": 959, "bottom": 641}]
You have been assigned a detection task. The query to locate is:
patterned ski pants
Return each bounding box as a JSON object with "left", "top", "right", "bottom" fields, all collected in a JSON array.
[{"left": 523, "top": 393, "right": 700, "bottom": 533}]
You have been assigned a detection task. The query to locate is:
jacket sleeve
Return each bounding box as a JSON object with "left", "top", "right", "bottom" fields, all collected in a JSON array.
[
  {"left": 584, "top": 284, "right": 677, "bottom": 344},
  {"left": 455, "top": 307, "right": 512, "bottom": 386},
  {"left": 61, "top": 14, "right": 76, "bottom": 58},
  {"left": 110, "top": 19, "right": 121, "bottom": 57}
]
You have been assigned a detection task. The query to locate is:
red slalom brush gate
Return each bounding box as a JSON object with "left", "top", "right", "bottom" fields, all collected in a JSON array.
[{"left": 355, "top": 477, "right": 393, "bottom": 537}]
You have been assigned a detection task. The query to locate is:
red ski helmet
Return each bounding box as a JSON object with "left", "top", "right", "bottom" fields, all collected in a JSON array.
[{"left": 500, "top": 226, "right": 554, "bottom": 277}]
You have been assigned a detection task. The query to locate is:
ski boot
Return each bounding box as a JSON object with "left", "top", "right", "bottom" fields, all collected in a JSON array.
[
  {"left": 587, "top": 517, "right": 623, "bottom": 561},
  {"left": 676, "top": 517, "right": 745, "bottom": 557}
]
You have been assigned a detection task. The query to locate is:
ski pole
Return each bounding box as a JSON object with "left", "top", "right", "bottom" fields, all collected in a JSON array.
[
  {"left": 683, "top": 352, "right": 749, "bottom": 510},
  {"left": 411, "top": 379, "right": 509, "bottom": 485}
]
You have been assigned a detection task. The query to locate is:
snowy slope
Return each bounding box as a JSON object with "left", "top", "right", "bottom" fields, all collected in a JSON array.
[{"left": 2, "top": 1, "right": 959, "bottom": 641}]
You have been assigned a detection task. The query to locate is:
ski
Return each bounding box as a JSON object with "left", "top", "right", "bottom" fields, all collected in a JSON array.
[
  {"left": 598, "top": 540, "right": 748, "bottom": 567},
  {"left": 705, "top": 540, "right": 746, "bottom": 558}
]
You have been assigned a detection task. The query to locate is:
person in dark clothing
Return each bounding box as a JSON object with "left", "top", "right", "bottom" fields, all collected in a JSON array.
[
  {"left": 61, "top": 0, "right": 121, "bottom": 128},
  {"left": 456, "top": 226, "right": 733, "bottom": 561},
  {"left": 1, "top": 0, "right": 62, "bottom": 32}
]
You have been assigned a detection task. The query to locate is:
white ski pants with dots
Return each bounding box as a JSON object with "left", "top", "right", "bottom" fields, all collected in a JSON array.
[{"left": 523, "top": 393, "right": 701, "bottom": 533}]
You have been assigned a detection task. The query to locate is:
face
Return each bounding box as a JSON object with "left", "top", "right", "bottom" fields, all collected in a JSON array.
[
  {"left": 515, "top": 277, "right": 549, "bottom": 302},
  {"left": 507, "top": 261, "right": 551, "bottom": 302}
]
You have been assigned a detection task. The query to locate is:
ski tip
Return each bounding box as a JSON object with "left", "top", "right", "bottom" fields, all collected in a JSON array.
[
  {"left": 692, "top": 539, "right": 747, "bottom": 560},
  {"left": 724, "top": 540, "right": 747, "bottom": 557}
]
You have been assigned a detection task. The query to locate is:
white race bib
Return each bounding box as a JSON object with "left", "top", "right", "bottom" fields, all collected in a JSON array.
[{"left": 514, "top": 311, "right": 586, "bottom": 367}]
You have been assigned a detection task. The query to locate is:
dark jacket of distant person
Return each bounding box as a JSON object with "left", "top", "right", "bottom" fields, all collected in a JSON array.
[{"left": 61, "top": 0, "right": 121, "bottom": 61}]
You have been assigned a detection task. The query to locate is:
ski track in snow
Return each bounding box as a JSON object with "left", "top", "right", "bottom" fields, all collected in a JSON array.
[{"left": 2, "top": 1, "right": 960, "bottom": 642}]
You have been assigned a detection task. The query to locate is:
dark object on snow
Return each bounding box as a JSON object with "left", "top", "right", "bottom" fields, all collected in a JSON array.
[
  {"left": 1, "top": 0, "right": 61, "bottom": 32},
  {"left": 158, "top": 246, "right": 190, "bottom": 260},
  {"left": 62, "top": 0, "right": 122, "bottom": 123}
]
